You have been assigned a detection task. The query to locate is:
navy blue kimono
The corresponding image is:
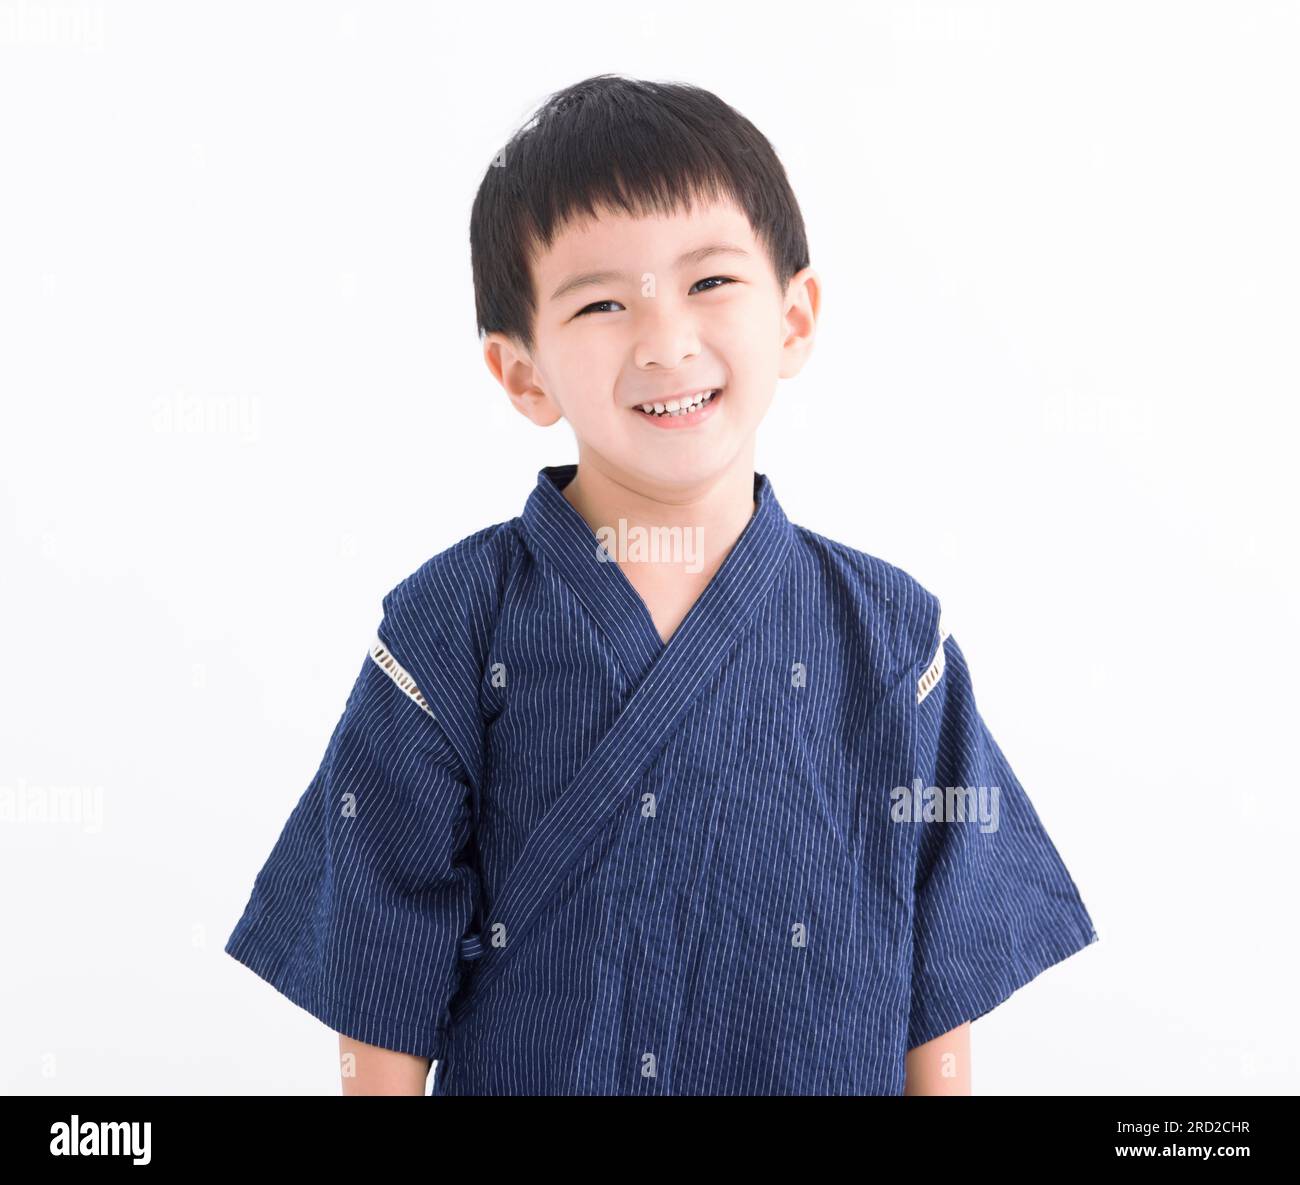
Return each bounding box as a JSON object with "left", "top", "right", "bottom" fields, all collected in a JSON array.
[{"left": 225, "top": 463, "right": 1098, "bottom": 1094}]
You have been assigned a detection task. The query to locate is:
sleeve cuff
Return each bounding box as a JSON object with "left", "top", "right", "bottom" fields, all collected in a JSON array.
[
  {"left": 225, "top": 919, "right": 449, "bottom": 1061},
  {"left": 907, "top": 911, "right": 1099, "bottom": 1052}
]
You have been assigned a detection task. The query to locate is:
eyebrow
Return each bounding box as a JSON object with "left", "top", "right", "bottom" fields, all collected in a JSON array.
[{"left": 548, "top": 243, "right": 752, "bottom": 303}]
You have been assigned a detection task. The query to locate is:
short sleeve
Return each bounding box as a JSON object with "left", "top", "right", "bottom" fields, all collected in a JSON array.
[
  {"left": 224, "top": 627, "right": 480, "bottom": 1060},
  {"left": 907, "top": 613, "right": 1099, "bottom": 1051}
]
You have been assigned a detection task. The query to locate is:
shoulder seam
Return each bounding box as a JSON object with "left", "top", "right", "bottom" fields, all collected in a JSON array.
[
  {"left": 368, "top": 638, "right": 435, "bottom": 718},
  {"left": 382, "top": 518, "right": 520, "bottom": 619},
  {"left": 916, "top": 608, "right": 951, "bottom": 705}
]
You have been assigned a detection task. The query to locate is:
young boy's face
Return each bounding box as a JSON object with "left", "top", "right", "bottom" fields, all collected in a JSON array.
[{"left": 485, "top": 194, "right": 818, "bottom": 491}]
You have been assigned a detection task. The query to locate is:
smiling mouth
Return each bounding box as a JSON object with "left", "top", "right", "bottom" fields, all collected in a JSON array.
[{"left": 634, "top": 389, "right": 722, "bottom": 418}]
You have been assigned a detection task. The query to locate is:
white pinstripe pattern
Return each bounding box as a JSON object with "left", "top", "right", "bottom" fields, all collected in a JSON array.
[{"left": 226, "top": 465, "right": 1098, "bottom": 1094}]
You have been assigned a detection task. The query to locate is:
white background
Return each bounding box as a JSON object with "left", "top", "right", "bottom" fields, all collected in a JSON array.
[{"left": 2, "top": 0, "right": 1296, "bottom": 1095}]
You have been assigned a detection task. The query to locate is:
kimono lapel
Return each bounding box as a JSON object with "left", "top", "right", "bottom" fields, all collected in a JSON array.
[
  {"left": 516, "top": 464, "right": 665, "bottom": 683},
  {"left": 449, "top": 463, "right": 795, "bottom": 1025}
]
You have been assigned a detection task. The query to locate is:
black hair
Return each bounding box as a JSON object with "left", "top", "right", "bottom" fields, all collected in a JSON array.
[{"left": 470, "top": 73, "right": 810, "bottom": 354}]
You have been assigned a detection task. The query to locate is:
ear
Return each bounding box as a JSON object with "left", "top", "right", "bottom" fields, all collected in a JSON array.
[
  {"left": 777, "top": 266, "right": 820, "bottom": 381},
  {"left": 482, "top": 332, "right": 564, "bottom": 427}
]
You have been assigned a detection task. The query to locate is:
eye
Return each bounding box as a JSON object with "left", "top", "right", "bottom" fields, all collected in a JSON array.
[
  {"left": 574, "top": 299, "right": 625, "bottom": 318},
  {"left": 573, "top": 276, "right": 738, "bottom": 318},
  {"left": 691, "top": 275, "right": 737, "bottom": 294}
]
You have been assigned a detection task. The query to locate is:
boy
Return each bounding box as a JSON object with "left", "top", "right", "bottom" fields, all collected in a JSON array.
[{"left": 225, "top": 74, "right": 1098, "bottom": 1096}]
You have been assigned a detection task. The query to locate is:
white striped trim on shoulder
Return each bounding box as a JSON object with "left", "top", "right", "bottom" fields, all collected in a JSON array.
[
  {"left": 369, "top": 638, "right": 435, "bottom": 717},
  {"left": 916, "top": 609, "right": 951, "bottom": 705}
]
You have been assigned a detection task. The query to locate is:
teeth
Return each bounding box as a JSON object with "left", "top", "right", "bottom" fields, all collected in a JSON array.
[{"left": 638, "top": 390, "right": 719, "bottom": 417}]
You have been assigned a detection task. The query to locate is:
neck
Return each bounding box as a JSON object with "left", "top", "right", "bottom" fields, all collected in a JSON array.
[{"left": 561, "top": 447, "right": 758, "bottom": 581}]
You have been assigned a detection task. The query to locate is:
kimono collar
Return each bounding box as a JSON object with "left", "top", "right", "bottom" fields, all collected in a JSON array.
[{"left": 520, "top": 463, "right": 794, "bottom": 680}]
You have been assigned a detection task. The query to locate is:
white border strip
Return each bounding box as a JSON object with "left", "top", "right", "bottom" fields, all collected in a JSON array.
[
  {"left": 369, "top": 638, "right": 435, "bottom": 717},
  {"left": 916, "top": 609, "right": 951, "bottom": 705}
]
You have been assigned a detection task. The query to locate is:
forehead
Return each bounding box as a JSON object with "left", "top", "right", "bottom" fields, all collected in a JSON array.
[{"left": 532, "top": 195, "right": 763, "bottom": 294}]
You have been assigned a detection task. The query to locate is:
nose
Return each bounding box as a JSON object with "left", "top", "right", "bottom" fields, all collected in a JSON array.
[{"left": 632, "top": 301, "right": 702, "bottom": 371}]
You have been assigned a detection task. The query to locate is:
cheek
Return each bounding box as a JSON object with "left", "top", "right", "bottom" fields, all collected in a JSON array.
[
  {"left": 551, "top": 333, "right": 617, "bottom": 382},
  {"left": 714, "top": 300, "right": 777, "bottom": 358},
  {"left": 559, "top": 349, "right": 625, "bottom": 423}
]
